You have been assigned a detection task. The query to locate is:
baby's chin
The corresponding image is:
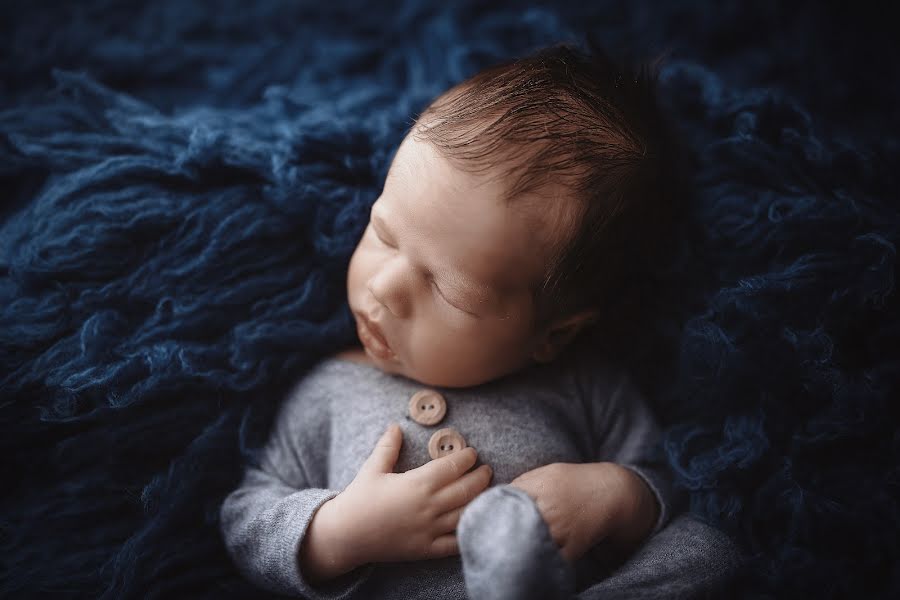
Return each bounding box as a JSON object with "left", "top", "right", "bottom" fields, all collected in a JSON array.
[
  {"left": 387, "top": 359, "right": 503, "bottom": 389},
  {"left": 365, "top": 349, "right": 448, "bottom": 386},
  {"left": 361, "top": 345, "right": 413, "bottom": 377},
  {"left": 357, "top": 335, "right": 515, "bottom": 387}
]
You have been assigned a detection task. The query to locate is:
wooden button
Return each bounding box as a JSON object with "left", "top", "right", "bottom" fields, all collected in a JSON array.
[
  {"left": 427, "top": 427, "right": 467, "bottom": 459},
  {"left": 408, "top": 389, "right": 447, "bottom": 426}
]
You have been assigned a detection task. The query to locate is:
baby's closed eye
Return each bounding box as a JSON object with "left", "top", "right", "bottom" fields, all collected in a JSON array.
[{"left": 430, "top": 278, "right": 479, "bottom": 317}]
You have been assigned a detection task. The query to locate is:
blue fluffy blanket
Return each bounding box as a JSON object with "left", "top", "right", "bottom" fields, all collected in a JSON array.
[{"left": 2, "top": 1, "right": 897, "bottom": 598}]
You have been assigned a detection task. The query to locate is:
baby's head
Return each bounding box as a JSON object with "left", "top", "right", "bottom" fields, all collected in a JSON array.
[{"left": 347, "top": 43, "right": 681, "bottom": 388}]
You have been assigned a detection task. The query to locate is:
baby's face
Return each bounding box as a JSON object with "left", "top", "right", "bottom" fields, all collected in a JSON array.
[{"left": 346, "top": 133, "right": 559, "bottom": 387}]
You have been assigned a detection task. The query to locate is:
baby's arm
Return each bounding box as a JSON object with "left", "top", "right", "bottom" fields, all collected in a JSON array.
[
  {"left": 220, "top": 413, "right": 491, "bottom": 598},
  {"left": 584, "top": 367, "right": 674, "bottom": 552},
  {"left": 574, "top": 369, "right": 745, "bottom": 597},
  {"left": 456, "top": 367, "right": 672, "bottom": 600},
  {"left": 461, "top": 460, "right": 661, "bottom": 600},
  {"left": 505, "top": 367, "right": 672, "bottom": 563},
  {"left": 299, "top": 424, "right": 493, "bottom": 581},
  {"left": 499, "top": 459, "right": 661, "bottom": 568},
  {"left": 218, "top": 398, "right": 372, "bottom": 599}
]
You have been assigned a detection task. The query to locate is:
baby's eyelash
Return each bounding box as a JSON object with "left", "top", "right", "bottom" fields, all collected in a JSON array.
[
  {"left": 371, "top": 224, "right": 395, "bottom": 248},
  {"left": 431, "top": 279, "right": 476, "bottom": 317}
]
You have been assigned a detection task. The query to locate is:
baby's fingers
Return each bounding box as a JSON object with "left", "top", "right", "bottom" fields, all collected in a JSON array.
[
  {"left": 359, "top": 424, "right": 403, "bottom": 477},
  {"left": 426, "top": 533, "right": 458, "bottom": 559},
  {"left": 433, "top": 463, "right": 493, "bottom": 512},
  {"left": 432, "top": 506, "right": 464, "bottom": 536},
  {"left": 412, "top": 446, "right": 478, "bottom": 490}
]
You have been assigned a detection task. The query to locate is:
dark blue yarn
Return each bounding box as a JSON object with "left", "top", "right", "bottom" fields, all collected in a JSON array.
[{"left": 1, "top": 1, "right": 898, "bottom": 598}]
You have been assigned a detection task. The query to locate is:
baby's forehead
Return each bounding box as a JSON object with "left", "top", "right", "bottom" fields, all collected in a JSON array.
[
  {"left": 392, "top": 132, "right": 577, "bottom": 256},
  {"left": 412, "top": 127, "right": 572, "bottom": 200}
]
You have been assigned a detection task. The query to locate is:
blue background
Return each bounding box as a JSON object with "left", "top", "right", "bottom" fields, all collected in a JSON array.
[{"left": 1, "top": 1, "right": 898, "bottom": 597}]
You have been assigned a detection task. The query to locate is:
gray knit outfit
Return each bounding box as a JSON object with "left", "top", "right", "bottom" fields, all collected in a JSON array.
[{"left": 219, "top": 349, "right": 742, "bottom": 599}]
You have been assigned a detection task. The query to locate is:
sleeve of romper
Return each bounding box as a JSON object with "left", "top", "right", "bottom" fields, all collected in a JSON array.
[
  {"left": 218, "top": 382, "right": 375, "bottom": 599},
  {"left": 584, "top": 364, "right": 675, "bottom": 536}
]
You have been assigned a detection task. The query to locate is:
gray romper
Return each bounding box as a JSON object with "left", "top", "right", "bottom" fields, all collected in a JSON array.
[{"left": 220, "top": 349, "right": 742, "bottom": 599}]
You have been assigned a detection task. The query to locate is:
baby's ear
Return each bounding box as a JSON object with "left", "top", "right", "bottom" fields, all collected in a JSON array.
[{"left": 532, "top": 310, "right": 599, "bottom": 363}]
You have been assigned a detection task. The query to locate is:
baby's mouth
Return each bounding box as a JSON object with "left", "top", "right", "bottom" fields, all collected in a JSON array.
[{"left": 356, "top": 313, "right": 394, "bottom": 360}]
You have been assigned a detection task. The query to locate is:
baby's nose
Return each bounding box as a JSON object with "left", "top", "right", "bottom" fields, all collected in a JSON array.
[{"left": 367, "top": 257, "right": 413, "bottom": 318}]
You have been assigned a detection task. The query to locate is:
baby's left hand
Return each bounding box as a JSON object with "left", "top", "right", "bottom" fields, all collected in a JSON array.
[{"left": 509, "top": 462, "right": 657, "bottom": 563}]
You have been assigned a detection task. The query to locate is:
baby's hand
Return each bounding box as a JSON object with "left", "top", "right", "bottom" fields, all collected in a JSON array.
[
  {"left": 323, "top": 424, "right": 492, "bottom": 570},
  {"left": 509, "top": 462, "right": 658, "bottom": 563}
]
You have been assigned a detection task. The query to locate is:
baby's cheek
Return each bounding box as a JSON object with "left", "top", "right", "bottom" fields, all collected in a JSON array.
[
  {"left": 456, "top": 335, "right": 520, "bottom": 383},
  {"left": 403, "top": 326, "right": 478, "bottom": 383},
  {"left": 471, "top": 320, "right": 530, "bottom": 356}
]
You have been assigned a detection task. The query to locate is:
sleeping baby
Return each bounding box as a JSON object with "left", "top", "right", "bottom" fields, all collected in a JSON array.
[{"left": 220, "top": 43, "right": 742, "bottom": 599}]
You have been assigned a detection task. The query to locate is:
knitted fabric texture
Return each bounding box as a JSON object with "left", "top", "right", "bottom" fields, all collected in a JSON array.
[{"left": 1, "top": 1, "right": 897, "bottom": 598}]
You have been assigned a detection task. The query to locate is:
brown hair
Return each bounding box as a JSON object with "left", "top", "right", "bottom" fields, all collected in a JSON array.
[{"left": 412, "top": 41, "right": 685, "bottom": 333}]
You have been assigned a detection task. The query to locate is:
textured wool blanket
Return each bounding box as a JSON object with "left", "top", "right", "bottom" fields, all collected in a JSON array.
[{"left": 2, "top": 1, "right": 897, "bottom": 598}]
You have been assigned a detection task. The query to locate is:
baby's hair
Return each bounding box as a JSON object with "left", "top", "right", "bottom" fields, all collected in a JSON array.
[{"left": 412, "top": 41, "right": 685, "bottom": 334}]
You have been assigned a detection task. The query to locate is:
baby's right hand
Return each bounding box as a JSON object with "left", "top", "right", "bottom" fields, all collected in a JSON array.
[{"left": 324, "top": 423, "right": 493, "bottom": 569}]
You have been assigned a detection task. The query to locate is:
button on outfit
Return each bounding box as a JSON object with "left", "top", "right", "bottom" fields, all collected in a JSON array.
[
  {"left": 408, "top": 389, "right": 447, "bottom": 425},
  {"left": 408, "top": 388, "right": 465, "bottom": 461},
  {"left": 428, "top": 427, "right": 467, "bottom": 459}
]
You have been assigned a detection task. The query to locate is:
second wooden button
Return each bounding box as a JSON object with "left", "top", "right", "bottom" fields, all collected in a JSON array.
[
  {"left": 408, "top": 389, "right": 447, "bottom": 426},
  {"left": 428, "top": 427, "right": 467, "bottom": 459}
]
